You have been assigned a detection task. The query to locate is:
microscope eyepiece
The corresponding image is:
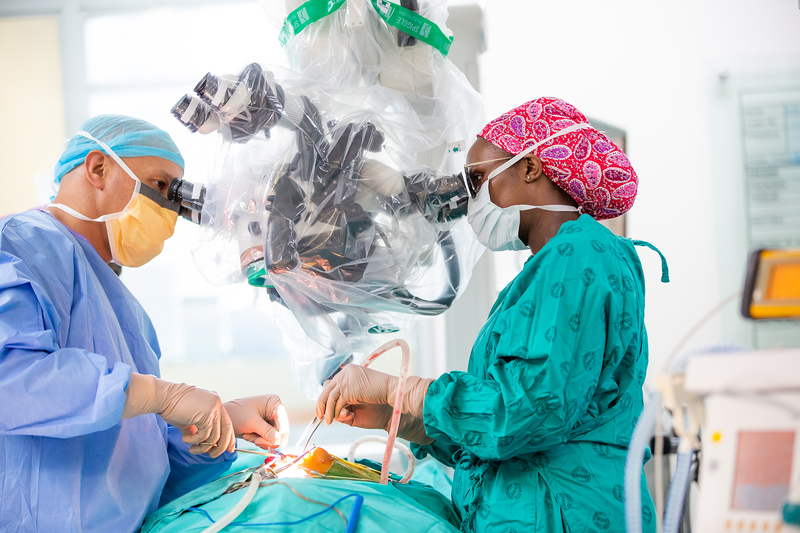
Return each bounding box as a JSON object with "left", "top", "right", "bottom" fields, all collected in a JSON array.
[
  {"left": 170, "top": 95, "right": 220, "bottom": 135},
  {"left": 167, "top": 178, "right": 206, "bottom": 224}
]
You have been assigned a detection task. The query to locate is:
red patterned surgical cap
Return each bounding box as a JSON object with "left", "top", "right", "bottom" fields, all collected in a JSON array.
[{"left": 479, "top": 97, "right": 637, "bottom": 219}]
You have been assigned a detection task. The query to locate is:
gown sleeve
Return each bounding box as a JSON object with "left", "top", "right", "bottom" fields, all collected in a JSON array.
[
  {"left": 160, "top": 426, "right": 238, "bottom": 505},
  {"left": 0, "top": 246, "right": 131, "bottom": 438},
  {"left": 410, "top": 433, "right": 463, "bottom": 468},
  {"left": 419, "top": 243, "right": 622, "bottom": 461}
]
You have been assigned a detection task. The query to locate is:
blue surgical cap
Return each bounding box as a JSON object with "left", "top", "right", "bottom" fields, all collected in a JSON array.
[{"left": 54, "top": 114, "right": 185, "bottom": 183}]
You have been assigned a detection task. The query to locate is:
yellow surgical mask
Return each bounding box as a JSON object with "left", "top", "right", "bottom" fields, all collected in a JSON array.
[
  {"left": 49, "top": 130, "right": 182, "bottom": 266},
  {"left": 106, "top": 191, "right": 179, "bottom": 267}
]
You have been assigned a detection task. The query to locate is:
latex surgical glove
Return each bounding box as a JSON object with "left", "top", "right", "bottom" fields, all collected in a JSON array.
[
  {"left": 335, "top": 403, "right": 392, "bottom": 430},
  {"left": 316, "top": 365, "right": 395, "bottom": 425},
  {"left": 122, "top": 373, "right": 235, "bottom": 458},
  {"left": 336, "top": 405, "right": 433, "bottom": 445},
  {"left": 396, "top": 414, "right": 434, "bottom": 445},
  {"left": 393, "top": 375, "right": 433, "bottom": 419},
  {"left": 224, "top": 395, "right": 289, "bottom": 450},
  {"left": 315, "top": 364, "right": 434, "bottom": 424}
]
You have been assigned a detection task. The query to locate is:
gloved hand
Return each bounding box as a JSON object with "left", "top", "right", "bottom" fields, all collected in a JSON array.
[
  {"left": 396, "top": 414, "right": 434, "bottom": 445},
  {"left": 316, "top": 365, "right": 395, "bottom": 425},
  {"left": 316, "top": 364, "right": 434, "bottom": 424},
  {"left": 224, "top": 395, "right": 289, "bottom": 450},
  {"left": 337, "top": 405, "right": 433, "bottom": 445},
  {"left": 122, "top": 373, "right": 235, "bottom": 458}
]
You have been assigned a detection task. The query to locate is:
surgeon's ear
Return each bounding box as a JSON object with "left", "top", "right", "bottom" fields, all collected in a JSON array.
[
  {"left": 83, "top": 150, "right": 110, "bottom": 191},
  {"left": 523, "top": 154, "right": 544, "bottom": 183}
]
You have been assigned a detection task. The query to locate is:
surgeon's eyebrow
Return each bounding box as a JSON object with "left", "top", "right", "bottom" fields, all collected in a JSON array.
[{"left": 464, "top": 156, "right": 512, "bottom": 169}]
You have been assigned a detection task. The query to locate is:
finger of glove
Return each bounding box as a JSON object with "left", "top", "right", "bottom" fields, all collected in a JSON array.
[
  {"left": 262, "top": 395, "right": 284, "bottom": 422},
  {"left": 316, "top": 379, "right": 336, "bottom": 421},
  {"left": 336, "top": 407, "right": 355, "bottom": 426},
  {"left": 244, "top": 416, "right": 283, "bottom": 449},
  {"left": 222, "top": 401, "right": 246, "bottom": 436},
  {"left": 207, "top": 410, "right": 234, "bottom": 458},
  {"left": 181, "top": 425, "right": 214, "bottom": 455},
  {"left": 189, "top": 442, "right": 218, "bottom": 455},
  {"left": 224, "top": 410, "right": 236, "bottom": 453},
  {"left": 178, "top": 425, "right": 197, "bottom": 439},
  {"left": 266, "top": 400, "right": 286, "bottom": 434},
  {"left": 179, "top": 425, "right": 212, "bottom": 454},
  {"left": 323, "top": 387, "right": 346, "bottom": 425},
  {"left": 182, "top": 416, "right": 214, "bottom": 446},
  {"left": 204, "top": 412, "right": 222, "bottom": 452}
]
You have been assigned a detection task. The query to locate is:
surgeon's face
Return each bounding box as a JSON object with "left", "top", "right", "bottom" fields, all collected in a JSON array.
[
  {"left": 103, "top": 155, "right": 184, "bottom": 213},
  {"left": 466, "top": 137, "right": 529, "bottom": 209}
]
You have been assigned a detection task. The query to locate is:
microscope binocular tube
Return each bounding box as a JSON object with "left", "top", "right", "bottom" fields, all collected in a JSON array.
[{"left": 167, "top": 178, "right": 206, "bottom": 224}]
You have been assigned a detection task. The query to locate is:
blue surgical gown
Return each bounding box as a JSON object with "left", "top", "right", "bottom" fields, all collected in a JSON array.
[
  {"left": 412, "top": 214, "right": 663, "bottom": 532},
  {"left": 0, "top": 210, "right": 235, "bottom": 533}
]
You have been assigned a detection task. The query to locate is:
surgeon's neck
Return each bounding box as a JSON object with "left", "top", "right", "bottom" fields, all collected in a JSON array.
[
  {"left": 523, "top": 210, "right": 580, "bottom": 256},
  {"left": 48, "top": 189, "right": 113, "bottom": 263}
]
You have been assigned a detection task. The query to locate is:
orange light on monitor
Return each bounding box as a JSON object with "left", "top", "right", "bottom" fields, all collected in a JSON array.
[
  {"left": 742, "top": 248, "right": 800, "bottom": 320},
  {"left": 766, "top": 263, "right": 800, "bottom": 300}
]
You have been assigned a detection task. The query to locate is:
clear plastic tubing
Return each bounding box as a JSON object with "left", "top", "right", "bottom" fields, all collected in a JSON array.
[
  {"left": 200, "top": 468, "right": 264, "bottom": 533},
  {"left": 348, "top": 435, "right": 415, "bottom": 484},
  {"left": 359, "top": 339, "right": 410, "bottom": 485},
  {"left": 663, "top": 450, "right": 692, "bottom": 533},
  {"left": 624, "top": 391, "right": 660, "bottom": 533}
]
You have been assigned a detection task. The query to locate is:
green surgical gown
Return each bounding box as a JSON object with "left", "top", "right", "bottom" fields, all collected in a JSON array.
[{"left": 412, "top": 214, "right": 663, "bottom": 533}]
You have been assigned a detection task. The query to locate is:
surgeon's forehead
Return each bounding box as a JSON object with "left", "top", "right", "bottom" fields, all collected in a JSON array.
[
  {"left": 466, "top": 137, "right": 501, "bottom": 165},
  {"left": 130, "top": 155, "right": 184, "bottom": 179}
]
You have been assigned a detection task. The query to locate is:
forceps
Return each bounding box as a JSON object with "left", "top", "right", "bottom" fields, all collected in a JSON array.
[{"left": 294, "top": 416, "right": 324, "bottom": 454}]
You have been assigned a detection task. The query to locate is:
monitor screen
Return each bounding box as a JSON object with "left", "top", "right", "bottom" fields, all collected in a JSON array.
[{"left": 731, "top": 430, "right": 795, "bottom": 511}]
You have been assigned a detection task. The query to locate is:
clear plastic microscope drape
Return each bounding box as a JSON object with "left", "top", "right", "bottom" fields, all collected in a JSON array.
[{"left": 170, "top": 0, "right": 484, "bottom": 397}]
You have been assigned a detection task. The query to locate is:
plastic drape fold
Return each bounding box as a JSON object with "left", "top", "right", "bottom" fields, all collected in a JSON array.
[{"left": 172, "top": 0, "right": 483, "bottom": 397}]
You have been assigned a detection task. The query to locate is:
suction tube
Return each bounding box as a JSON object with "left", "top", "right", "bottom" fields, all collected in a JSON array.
[
  {"left": 360, "top": 339, "right": 410, "bottom": 485},
  {"left": 663, "top": 449, "right": 693, "bottom": 533},
  {"left": 293, "top": 340, "right": 410, "bottom": 485},
  {"left": 625, "top": 392, "right": 660, "bottom": 533},
  {"left": 199, "top": 467, "right": 265, "bottom": 533},
  {"left": 348, "top": 435, "right": 415, "bottom": 483}
]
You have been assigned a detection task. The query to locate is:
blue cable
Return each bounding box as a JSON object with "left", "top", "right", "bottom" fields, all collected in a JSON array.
[{"left": 187, "top": 493, "right": 364, "bottom": 531}]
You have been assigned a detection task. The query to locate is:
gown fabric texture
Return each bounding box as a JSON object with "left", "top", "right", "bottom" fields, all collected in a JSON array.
[
  {"left": 412, "top": 214, "right": 660, "bottom": 533},
  {"left": 0, "top": 210, "right": 234, "bottom": 533}
]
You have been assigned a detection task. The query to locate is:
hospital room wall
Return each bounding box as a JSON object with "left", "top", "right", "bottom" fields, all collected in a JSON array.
[
  {"left": 0, "top": 16, "right": 65, "bottom": 216},
  {"left": 475, "top": 0, "right": 800, "bottom": 378},
  {"left": 2, "top": 2, "right": 799, "bottom": 389}
]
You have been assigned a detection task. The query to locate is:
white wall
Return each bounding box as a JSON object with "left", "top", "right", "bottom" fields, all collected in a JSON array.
[
  {"left": 476, "top": 0, "right": 800, "bottom": 376},
  {"left": 0, "top": 16, "right": 65, "bottom": 216},
  {"left": 2, "top": 0, "right": 799, "bottom": 389}
]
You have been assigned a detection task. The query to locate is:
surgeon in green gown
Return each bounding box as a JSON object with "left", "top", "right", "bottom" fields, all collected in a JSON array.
[{"left": 316, "top": 97, "right": 666, "bottom": 532}]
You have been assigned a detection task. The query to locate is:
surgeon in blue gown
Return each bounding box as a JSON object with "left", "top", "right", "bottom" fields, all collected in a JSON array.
[{"left": 0, "top": 115, "right": 289, "bottom": 533}]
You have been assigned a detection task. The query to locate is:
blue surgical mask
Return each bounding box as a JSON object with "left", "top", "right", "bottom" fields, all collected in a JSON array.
[{"left": 467, "top": 123, "right": 588, "bottom": 251}]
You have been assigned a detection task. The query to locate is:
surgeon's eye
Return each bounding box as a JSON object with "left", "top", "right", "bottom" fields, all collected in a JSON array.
[
  {"left": 470, "top": 172, "right": 483, "bottom": 192},
  {"left": 153, "top": 179, "right": 168, "bottom": 191}
]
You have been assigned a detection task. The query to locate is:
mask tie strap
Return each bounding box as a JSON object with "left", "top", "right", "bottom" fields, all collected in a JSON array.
[
  {"left": 515, "top": 204, "right": 580, "bottom": 213},
  {"left": 48, "top": 131, "right": 142, "bottom": 223}
]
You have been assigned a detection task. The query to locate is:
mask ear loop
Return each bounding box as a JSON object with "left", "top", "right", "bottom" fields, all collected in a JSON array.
[{"left": 48, "top": 131, "right": 142, "bottom": 223}]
